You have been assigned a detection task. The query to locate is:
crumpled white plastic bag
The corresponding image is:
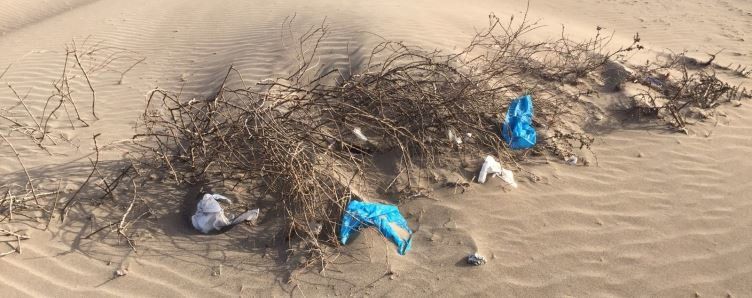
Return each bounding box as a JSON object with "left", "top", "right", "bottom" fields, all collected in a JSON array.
[
  {"left": 191, "top": 194, "right": 259, "bottom": 234},
  {"left": 477, "top": 155, "right": 518, "bottom": 188}
]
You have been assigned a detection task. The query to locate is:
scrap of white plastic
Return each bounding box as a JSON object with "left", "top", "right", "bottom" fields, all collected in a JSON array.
[
  {"left": 566, "top": 155, "right": 578, "bottom": 165},
  {"left": 447, "top": 129, "right": 463, "bottom": 145},
  {"left": 477, "top": 155, "right": 518, "bottom": 188},
  {"left": 498, "top": 167, "right": 518, "bottom": 188},
  {"left": 353, "top": 128, "right": 368, "bottom": 142},
  {"left": 478, "top": 156, "right": 501, "bottom": 184},
  {"left": 192, "top": 194, "right": 260, "bottom": 234},
  {"left": 231, "top": 208, "right": 260, "bottom": 225}
]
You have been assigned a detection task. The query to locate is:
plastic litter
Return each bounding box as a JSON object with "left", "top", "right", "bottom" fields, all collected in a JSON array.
[
  {"left": 502, "top": 95, "right": 537, "bottom": 149},
  {"left": 566, "top": 155, "right": 578, "bottom": 165},
  {"left": 447, "top": 129, "right": 463, "bottom": 145},
  {"left": 467, "top": 252, "right": 487, "bottom": 266},
  {"left": 645, "top": 76, "right": 664, "bottom": 89},
  {"left": 340, "top": 200, "right": 413, "bottom": 255},
  {"left": 191, "top": 193, "right": 259, "bottom": 234},
  {"left": 353, "top": 127, "right": 368, "bottom": 142},
  {"left": 477, "top": 155, "right": 518, "bottom": 188}
]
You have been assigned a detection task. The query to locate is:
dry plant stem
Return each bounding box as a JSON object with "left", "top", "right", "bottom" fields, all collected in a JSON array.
[
  {"left": 7, "top": 189, "right": 12, "bottom": 221},
  {"left": 0, "top": 228, "right": 29, "bottom": 257},
  {"left": 61, "top": 133, "right": 101, "bottom": 221},
  {"left": 0, "top": 135, "right": 40, "bottom": 206},
  {"left": 70, "top": 43, "right": 99, "bottom": 119},
  {"left": 83, "top": 222, "right": 116, "bottom": 239},
  {"left": 0, "top": 64, "right": 10, "bottom": 80},
  {"left": 7, "top": 84, "right": 43, "bottom": 133},
  {"left": 0, "top": 228, "right": 29, "bottom": 239},
  {"left": 95, "top": 165, "right": 132, "bottom": 202},
  {"left": 45, "top": 179, "right": 62, "bottom": 230},
  {"left": 118, "top": 57, "right": 146, "bottom": 85},
  {"left": 117, "top": 180, "right": 138, "bottom": 252}
]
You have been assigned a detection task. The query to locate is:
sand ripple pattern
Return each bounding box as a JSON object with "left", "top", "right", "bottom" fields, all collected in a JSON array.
[{"left": 1, "top": 0, "right": 752, "bottom": 296}]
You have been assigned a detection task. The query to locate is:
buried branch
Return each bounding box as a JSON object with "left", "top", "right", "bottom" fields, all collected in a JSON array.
[{"left": 0, "top": 227, "right": 30, "bottom": 257}]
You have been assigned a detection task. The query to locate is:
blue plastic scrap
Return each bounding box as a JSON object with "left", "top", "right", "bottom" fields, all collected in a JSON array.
[
  {"left": 502, "top": 95, "right": 537, "bottom": 149},
  {"left": 339, "top": 200, "right": 413, "bottom": 255}
]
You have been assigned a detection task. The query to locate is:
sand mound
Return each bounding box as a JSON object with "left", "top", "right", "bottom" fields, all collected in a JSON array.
[{"left": 2, "top": 0, "right": 752, "bottom": 296}]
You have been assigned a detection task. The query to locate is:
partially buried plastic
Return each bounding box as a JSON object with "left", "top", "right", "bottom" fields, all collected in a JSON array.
[
  {"left": 192, "top": 193, "right": 259, "bottom": 234},
  {"left": 339, "top": 200, "right": 413, "bottom": 255},
  {"left": 477, "top": 155, "right": 517, "bottom": 188},
  {"left": 502, "top": 95, "right": 537, "bottom": 149}
]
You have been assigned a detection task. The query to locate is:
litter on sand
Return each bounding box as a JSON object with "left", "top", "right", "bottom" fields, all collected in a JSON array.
[
  {"left": 477, "top": 155, "right": 518, "bottom": 188},
  {"left": 502, "top": 95, "right": 537, "bottom": 150},
  {"left": 447, "top": 128, "right": 463, "bottom": 145},
  {"left": 467, "top": 252, "right": 487, "bottom": 266},
  {"left": 339, "top": 200, "right": 413, "bottom": 255},
  {"left": 352, "top": 127, "right": 369, "bottom": 142},
  {"left": 566, "top": 155, "right": 578, "bottom": 165},
  {"left": 191, "top": 193, "right": 260, "bottom": 234}
]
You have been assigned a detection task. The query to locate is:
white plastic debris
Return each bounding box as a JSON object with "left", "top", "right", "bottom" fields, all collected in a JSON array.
[
  {"left": 498, "top": 167, "right": 518, "bottom": 188},
  {"left": 447, "top": 129, "right": 463, "bottom": 145},
  {"left": 478, "top": 156, "right": 501, "bottom": 184},
  {"left": 191, "top": 194, "right": 259, "bottom": 234},
  {"left": 231, "top": 208, "right": 260, "bottom": 225},
  {"left": 477, "top": 155, "right": 518, "bottom": 188},
  {"left": 467, "top": 252, "right": 487, "bottom": 266},
  {"left": 565, "top": 155, "right": 578, "bottom": 165},
  {"left": 353, "top": 128, "right": 368, "bottom": 142}
]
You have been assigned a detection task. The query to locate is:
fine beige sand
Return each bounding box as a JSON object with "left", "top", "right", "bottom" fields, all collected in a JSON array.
[{"left": 1, "top": 0, "right": 751, "bottom": 296}]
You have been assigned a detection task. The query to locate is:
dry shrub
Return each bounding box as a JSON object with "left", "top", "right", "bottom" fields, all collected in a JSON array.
[
  {"left": 1, "top": 39, "right": 144, "bottom": 249},
  {"left": 629, "top": 52, "right": 751, "bottom": 130},
  {"left": 132, "top": 13, "right": 644, "bottom": 267}
]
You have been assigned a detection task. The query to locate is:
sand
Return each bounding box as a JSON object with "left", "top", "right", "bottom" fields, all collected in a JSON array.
[{"left": 1, "top": 0, "right": 751, "bottom": 296}]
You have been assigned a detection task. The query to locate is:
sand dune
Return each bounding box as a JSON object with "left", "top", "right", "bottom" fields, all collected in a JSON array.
[{"left": 1, "top": 0, "right": 752, "bottom": 296}]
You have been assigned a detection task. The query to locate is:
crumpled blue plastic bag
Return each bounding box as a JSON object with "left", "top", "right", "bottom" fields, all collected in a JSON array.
[
  {"left": 502, "top": 95, "right": 537, "bottom": 149},
  {"left": 339, "top": 200, "right": 412, "bottom": 255}
]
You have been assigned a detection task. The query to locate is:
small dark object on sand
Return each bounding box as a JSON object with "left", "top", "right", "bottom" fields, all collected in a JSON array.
[{"left": 467, "top": 252, "right": 487, "bottom": 266}]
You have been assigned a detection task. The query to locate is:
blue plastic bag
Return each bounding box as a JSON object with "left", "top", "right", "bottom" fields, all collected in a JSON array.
[
  {"left": 502, "top": 95, "right": 537, "bottom": 149},
  {"left": 339, "top": 200, "right": 413, "bottom": 255}
]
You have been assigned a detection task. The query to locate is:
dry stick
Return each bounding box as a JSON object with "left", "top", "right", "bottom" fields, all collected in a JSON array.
[
  {"left": 0, "top": 64, "right": 10, "bottom": 80},
  {"left": 45, "top": 179, "right": 62, "bottom": 230},
  {"left": 0, "top": 135, "right": 40, "bottom": 206},
  {"left": 117, "top": 57, "right": 145, "bottom": 85},
  {"left": 60, "top": 51, "right": 89, "bottom": 127},
  {"left": 7, "top": 189, "right": 12, "bottom": 221},
  {"left": 41, "top": 61, "right": 76, "bottom": 133},
  {"left": 83, "top": 222, "right": 116, "bottom": 239},
  {"left": 61, "top": 133, "right": 101, "bottom": 221},
  {"left": 0, "top": 228, "right": 29, "bottom": 256},
  {"left": 94, "top": 164, "right": 132, "bottom": 202},
  {"left": 0, "top": 228, "right": 29, "bottom": 239},
  {"left": 118, "top": 180, "right": 138, "bottom": 252},
  {"left": 7, "top": 84, "right": 43, "bottom": 134},
  {"left": 71, "top": 46, "right": 98, "bottom": 119},
  {"left": 0, "top": 189, "right": 8, "bottom": 219}
]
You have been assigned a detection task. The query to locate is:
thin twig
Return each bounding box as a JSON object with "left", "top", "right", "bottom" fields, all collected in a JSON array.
[
  {"left": 0, "top": 134, "right": 40, "bottom": 206},
  {"left": 61, "top": 133, "right": 101, "bottom": 221}
]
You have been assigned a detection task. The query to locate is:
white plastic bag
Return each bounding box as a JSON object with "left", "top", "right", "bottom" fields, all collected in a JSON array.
[
  {"left": 192, "top": 194, "right": 259, "bottom": 234},
  {"left": 477, "top": 155, "right": 518, "bottom": 188}
]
